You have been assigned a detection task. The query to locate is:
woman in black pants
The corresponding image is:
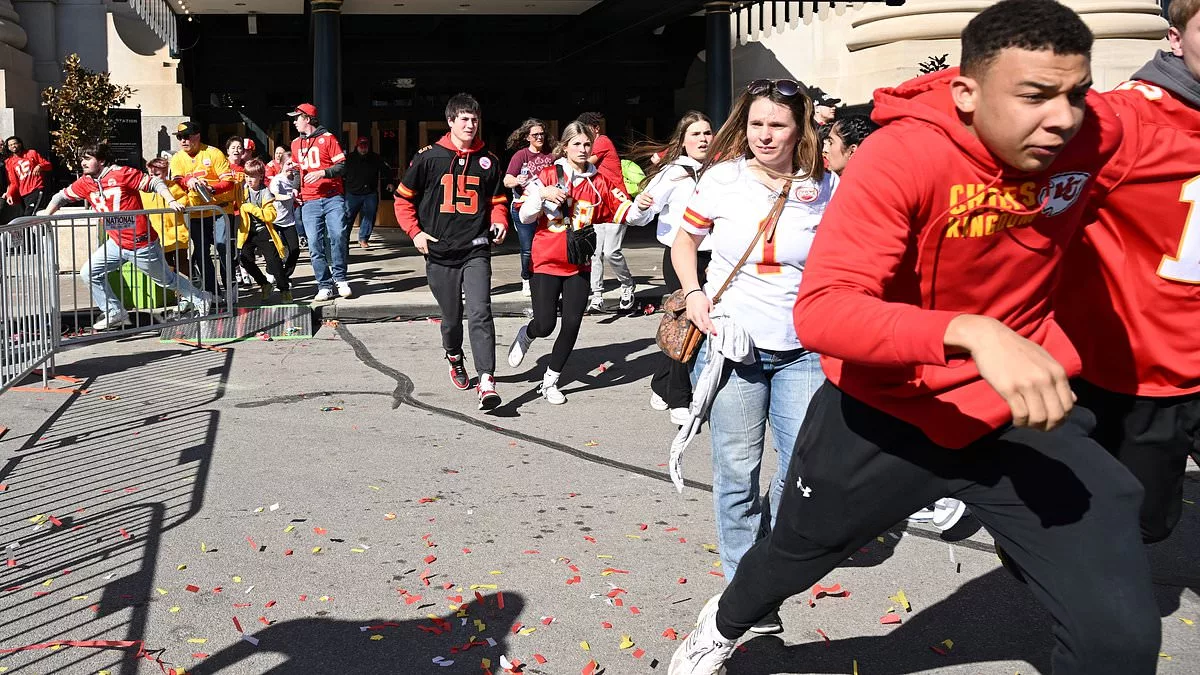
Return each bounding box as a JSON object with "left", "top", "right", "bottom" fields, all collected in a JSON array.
[
  {"left": 626, "top": 111, "right": 713, "bottom": 425},
  {"left": 508, "top": 122, "right": 635, "bottom": 404}
]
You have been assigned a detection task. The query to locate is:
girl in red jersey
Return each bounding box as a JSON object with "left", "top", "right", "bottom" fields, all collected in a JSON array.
[{"left": 508, "top": 122, "right": 633, "bottom": 405}]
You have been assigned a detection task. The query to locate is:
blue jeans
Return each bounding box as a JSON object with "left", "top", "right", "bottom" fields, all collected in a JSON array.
[
  {"left": 345, "top": 192, "right": 379, "bottom": 243},
  {"left": 693, "top": 341, "right": 825, "bottom": 581},
  {"left": 512, "top": 203, "right": 535, "bottom": 281},
  {"left": 301, "top": 194, "right": 348, "bottom": 289},
  {"left": 82, "top": 238, "right": 209, "bottom": 318}
]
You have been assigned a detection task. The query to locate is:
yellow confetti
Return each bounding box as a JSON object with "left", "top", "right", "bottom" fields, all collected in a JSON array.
[
  {"left": 169, "top": 606, "right": 181, "bottom": 613},
  {"left": 187, "top": 638, "right": 207, "bottom": 644},
  {"left": 368, "top": 485, "right": 381, "bottom": 491},
  {"left": 200, "top": 542, "right": 207, "bottom": 552},
  {"left": 941, "top": 639, "right": 954, "bottom": 650},
  {"left": 369, "top": 634, "right": 383, "bottom": 641},
  {"left": 889, "top": 589, "right": 911, "bottom": 612},
  {"left": 156, "top": 588, "right": 169, "bottom": 595},
  {"left": 98, "top": 671, "right": 110, "bottom": 675},
  {"left": 877, "top": 536, "right": 886, "bottom": 543},
  {"left": 597, "top": 554, "right": 614, "bottom": 559},
  {"left": 1180, "top": 618, "right": 1195, "bottom": 626},
  {"left": 42, "top": 578, "right": 53, "bottom": 587},
  {"left": 701, "top": 544, "right": 718, "bottom": 553},
  {"left": 51, "top": 644, "right": 62, "bottom": 650},
  {"left": 1159, "top": 653, "right": 1172, "bottom": 660},
  {"left": 254, "top": 507, "right": 264, "bottom": 513},
  {"left": 489, "top": 570, "right": 503, "bottom": 575},
  {"left": 853, "top": 660, "right": 858, "bottom": 675},
  {"left": 619, "top": 635, "right": 635, "bottom": 649},
  {"left": 319, "top": 595, "right": 331, "bottom": 602},
  {"left": 469, "top": 584, "right": 498, "bottom": 590},
  {"left": 28, "top": 514, "right": 45, "bottom": 524},
  {"left": 232, "top": 576, "right": 242, "bottom": 583},
  {"left": 72, "top": 595, "right": 89, "bottom": 601},
  {"left": 284, "top": 525, "right": 295, "bottom": 533},
  {"left": 312, "top": 547, "right": 322, "bottom": 554},
  {"left": 625, "top": 535, "right": 642, "bottom": 539},
  {"left": 580, "top": 641, "right": 591, "bottom": 651},
  {"left": 177, "top": 564, "right": 187, "bottom": 571},
  {"left": 519, "top": 627, "right": 537, "bottom": 636},
  {"left": 712, "top": 561, "right": 721, "bottom": 568},
  {"left": 351, "top": 548, "right": 366, "bottom": 553},
  {"left": 481, "top": 658, "right": 491, "bottom": 669}
]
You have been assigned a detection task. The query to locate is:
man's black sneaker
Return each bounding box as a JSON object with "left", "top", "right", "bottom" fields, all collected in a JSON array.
[{"left": 446, "top": 352, "right": 471, "bottom": 390}]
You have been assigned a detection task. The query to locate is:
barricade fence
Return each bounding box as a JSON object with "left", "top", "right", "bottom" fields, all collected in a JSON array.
[{"left": 1, "top": 204, "right": 235, "bottom": 393}]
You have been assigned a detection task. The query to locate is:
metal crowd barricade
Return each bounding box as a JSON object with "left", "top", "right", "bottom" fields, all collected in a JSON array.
[{"left": 1, "top": 204, "right": 235, "bottom": 394}]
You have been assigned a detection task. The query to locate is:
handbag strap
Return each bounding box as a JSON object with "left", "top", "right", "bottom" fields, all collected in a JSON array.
[{"left": 710, "top": 181, "right": 791, "bottom": 306}]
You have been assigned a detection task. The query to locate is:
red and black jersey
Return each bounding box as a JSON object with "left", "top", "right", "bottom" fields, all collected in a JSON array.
[
  {"left": 291, "top": 127, "right": 346, "bottom": 200},
  {"left": 394, "top": 133, "right": 508, "bottom": 266},
  {"left": 5, "top": 149, "right": 51, "bottom": 198},
  {"left": 64, "top": 166, "right": 158, "bottom": 250}
]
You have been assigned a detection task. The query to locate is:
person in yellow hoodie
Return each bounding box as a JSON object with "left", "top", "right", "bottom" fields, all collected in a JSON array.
[
  {"left": 169, "top": 120, "right": 237, "bottom": 296},
  {"left": 143, "top": 157, "right": 192, "bottom": 278},
  {"left": 237, "top": 158, "right": 290, "bottom": 302}
]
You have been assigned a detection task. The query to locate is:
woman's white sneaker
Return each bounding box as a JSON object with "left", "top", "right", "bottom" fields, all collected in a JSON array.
[
  {"left": 508, "top": 324, "right": 534, "bottom": 368},
  {"left": 669, "top": 594, "right": 735, "bottom": 675},
  {"left": 650, "top": 392, "right": 669, "bottom": 411},
  {"left": 539, "top": 382, "right": 566, "bottom": 405}
]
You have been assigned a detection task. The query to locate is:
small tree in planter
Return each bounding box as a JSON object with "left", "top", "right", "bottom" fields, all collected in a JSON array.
[
  {"left": 918, "top": 54, "right": 951, "bottom": 75},
  {"left": 41, "top": 54, "right": 136, "bottom": 172}
]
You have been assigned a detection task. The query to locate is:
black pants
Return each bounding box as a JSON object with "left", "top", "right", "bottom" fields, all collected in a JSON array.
[
  {"left": 528, "top": 272, "right": 589, "bottom": 373},
  {"left": 1075, "top": 378, "right": 1200, "bottom": 543},
  {"left": 650, "top": 246, "right": 711, "bottom": 408},
  {"left": 20, "top": 189, "right": 45, "bottom": 217},
  {"left": 191, "top": 214, "right": 231, "bottom": 295},
  {"left": 426, "top": 256, "right": 496, "bottom": 375},
  {"left": 717, "top": 383, "right": 1160, "bottom": 674},
  {"left": 239, "top": 228, "right": 289, "bottom": 291},
  {"left": 277, "top": 225, "right": 301, "bottom": 279}
]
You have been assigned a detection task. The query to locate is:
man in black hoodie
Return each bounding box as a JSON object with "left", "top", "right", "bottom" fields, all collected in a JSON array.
[
  {"left": 393, "top": 93, "right": 508, "bottom": 409},
  {"left": 1056, "top": 0, "right": 1200, "bottom": 544}
]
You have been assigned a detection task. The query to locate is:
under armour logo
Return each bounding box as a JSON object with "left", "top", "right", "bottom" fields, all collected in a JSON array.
[{"left": 795, "top": 476, "right": 812, "bottom": 498}]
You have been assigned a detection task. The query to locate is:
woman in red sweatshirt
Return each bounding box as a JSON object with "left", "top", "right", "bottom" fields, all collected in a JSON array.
[
  {"left": 670, "top": 2, "right": 1160, "bottom": 674},
  {"left": 508, "top": 121, "right": 633, "bottom": 405}
]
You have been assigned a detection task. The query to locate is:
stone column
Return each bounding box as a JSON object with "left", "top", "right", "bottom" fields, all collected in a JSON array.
[
  {"left": 12, "top": 0, "right": 55, "bottom": 87},
  {"left": 705, "top": 1, "right": 734, "bottom": 128},
  {"left": 0, "top": 0, "right": 40, "bottom": 143},
  {"left": 311, "top": 0, "right": 342, "bottom": 143}
]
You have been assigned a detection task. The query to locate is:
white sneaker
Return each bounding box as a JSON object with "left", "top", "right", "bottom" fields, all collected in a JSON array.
[
  {"left": 521, "top": 279, "right": 531, "bottom": 297},
  {"left": 508, "top": 324, "right": 534, "bottom": 368},
  {"left": 619, "top": 284, "right": 636, "bottom": 310},
  {"left": 539, "top": 381, "right": 566, "bottom": 405},
  {"left": 92, "top": 312, "right": 129, "bottom": 331},
  {"left": 477, "top": 373, "right": 501, "bottom": 410},
  {"left": 336, "top": 281, "right": 353, "bottom": 298},
  {"left": 747, "top": 610, "right": 783, "bottom": 635},
  {"left": 586, "top": 295, "right": 605, "bottom": 314},
  {"left": 669, "top": 594, "right": 736, "bottom": 675},
  {"left": 670, "top": 407, "right": 691, "bottom": 426},
  {"left": 931, "top": 497, "right": 968, "bottom": 531},
  {"left": 650, "top": 392, "right": 669, "bottom": 411},
  {"left": 265, "top": 272, "right": 276, "bottom": 284},
  {"left": 314, "top": 288, "right": 335, "bottom": 302}
]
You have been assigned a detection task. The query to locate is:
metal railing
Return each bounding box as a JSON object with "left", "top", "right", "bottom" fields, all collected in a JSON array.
[{"left": 1, "top": 204, "right": 235, "bottom": 394}]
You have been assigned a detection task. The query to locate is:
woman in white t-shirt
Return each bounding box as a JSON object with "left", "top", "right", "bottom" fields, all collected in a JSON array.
[
  {"left": 626, "top": 111, "right": 713, "bottom": 426},
  {"left": 673, "top": 79, "right": 837, "bottom": 634}
]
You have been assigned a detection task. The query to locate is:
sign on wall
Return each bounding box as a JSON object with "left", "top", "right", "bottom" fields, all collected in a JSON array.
[{"left": 108, "top": 109, "right": 143, "bottom": 168}]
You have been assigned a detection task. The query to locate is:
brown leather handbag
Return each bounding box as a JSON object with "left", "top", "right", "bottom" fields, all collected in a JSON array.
[{"left": 656, "top": 184, "right": 791, "bottom": 363}]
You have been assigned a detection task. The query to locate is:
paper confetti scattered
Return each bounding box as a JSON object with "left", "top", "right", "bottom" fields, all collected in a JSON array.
[
  {"left": 889, "top": 589, "right": 912, "bottom": 612},
  {"left": 619, "top": 636, "right": 635, "bottom": 649}
]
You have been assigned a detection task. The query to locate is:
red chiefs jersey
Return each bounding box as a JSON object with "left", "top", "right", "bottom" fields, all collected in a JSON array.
[
  {"left": 291, "top": 129, "right": 345, "bottom": 200},
  {"left": 1056, "top": 81, "right": 1200, "bottom": 396},
  {"left": 530, "top": 162, "right": 632, "bottom": 276},
  {"left": 5, "top": 149, "right": 51, "bottom": 197},
  {"left": 65, "top": 166, "right": 158, "bottom": 250}
]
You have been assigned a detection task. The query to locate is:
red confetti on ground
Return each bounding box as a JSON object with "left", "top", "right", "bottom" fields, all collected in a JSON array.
[
  {"left": 678, "top": 578, "right": 687, "bottom": 584},
  {"left": 0, "top": 484, "right": 6, "bottom": 491},
  {"left": 601, "top": 568, "right": 630, "bottom": 575},
  {"left": 284, "top": 549, "right": 293, "bottom": 556},
  {"left": 665, "top": 527, "right": 679, "bottom": 532},
  {"left": 246, "top": 537, "right": 257, "bottom": 550},
  {"left": 523, "top": 550, "right": 540, "bottom": 554},
  {"left": 462, "top": 548, "right": 472, "bottom": 554},
  {"left": 299, "top": 594, "right": 307, "bottom": 601},
  {"left": 119, "top": 529, "right": 130, "bottom": 539},
  {"left": 816, "top": 628, "right": 830, "bottom": 647},
  {"left": 533, "top": 654, "right": 547, "bottom": 664},
  {"left": 424, "top": 555, "right": 437, "bottom": 564},
  {"left": 880, "top": 614, "right": 902, "bottom": 625},
  {"left": 629, "top": 606, "right": 641, "bottom": 615},
  {"left": 930, "top": 646, "right": 948, "bottom": 656},
  {"left": 633, "top": 648, "right": 646, "bottom": 659},
  {"left": 265, "top": 600, "right": 276, "bottom": 608},
  {"left": 185, "top": 585, "right": 200, "bottom": 593},
  {"left": 418, "top": 497, "right": 437, "bottom": 503},
  {"left": 638, "top": 524, "right": 648, "bottom": 530},
  {"left": 679, "top": 537, "right": 688, "bottom": 543},
  {"left": 565, "top": 576, "right": 582, "bottom": 585},
  {"left": 48, "top": 516, "right": 62, "bottom": 527},
  {"left": 583, "top": 536, "right": 597, "bottom": 544},
  {"left": 613, "top": 598, "right": 624, "bottom": 607},
  {"left": 511, "top": 623, "right": 523, "bottom": 634},
  {"left": 232, "top": 616, "right": 243, "bottom": 633},
  {"left": 258, "top": 616, "right": 270, "bottom": 626},
  {"left": 601, "top": 622, "right": 613, "bottom": 629},
  {"left": 191, "top": 653, "right": 209, "bottom": 658},
  {"left": 582, "top": 660, "right": 599, "bottom": 675},
  {"left": 808, "top": 583, "right": 850, "bottom": 607},
  {"left": 709, "top": 571, "right": 725, "bottom": 578},
  {"left": 497, "top": 592, "right": 505, "bottom": 609},
  {"left": 541, "top": 616, "right": 554, "bottom": 625},
  {"left": 313, "top": 527, "right": 327, "bottom": 535},
  {"left": 233, "top": 603, "right": 252, "bottom": 609},
  {"left": 662, "top": 628, "right": 678, "bottom": 640},
  {"left": 443, "top": 582, "right": 454, "bottom": 590}
]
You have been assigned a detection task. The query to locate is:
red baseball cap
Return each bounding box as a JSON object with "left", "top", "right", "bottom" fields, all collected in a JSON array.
[
  {"left": 356, "top": 136, "right": 369, "bottom": 145},
  {"left": 288, "top": 103, "right": 318, "bottom": 118}
]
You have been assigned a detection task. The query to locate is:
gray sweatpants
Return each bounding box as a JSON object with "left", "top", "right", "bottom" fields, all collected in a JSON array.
[
  {"left": 589, "top": 222, "right": 633, "bottom": 295},
  {"left": 426, "top": 256, "right": 496, "bottom": 375}
]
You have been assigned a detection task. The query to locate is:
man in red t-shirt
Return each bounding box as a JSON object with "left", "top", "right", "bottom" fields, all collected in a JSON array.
[
  {"left": 577, "top": 112, "right": 636, "bottom": 312},
  {"left": 289, "top": 102, "right": 349, "bottom": 301},
  {"left": 44, "top": 143, "right": 213, "bottom": 330},
  {"left": 670, "top": 3, "right": 1160, "bottom": 673},
  {"left": 1055, "top": 0, "right": 1200, "bottom": 544},
  {"left": 4, "top": 136, "right": 52, "bottom": 216}
]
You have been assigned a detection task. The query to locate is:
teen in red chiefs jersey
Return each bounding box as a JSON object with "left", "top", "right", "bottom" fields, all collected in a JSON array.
[
  {"left": 289, "top": 102, "right": 350, "bottom": 301},
  {"left": 508, "top": 121, "right": 632, "bottom": 405},
  {"left": 394, "top": 93, "right": 508, "bottom": 409},
  {"left": 1056, "top": 0, "right": 1200, "bottom": 544},
  {"left": 671, "top": 3, "right": 1160, "bottom": 673},
  {"left": 44, "top": 143, "right": 213, "bottom": 331},
  {"left": 4, "top": 136, "right": 52, "bottom": 216}
]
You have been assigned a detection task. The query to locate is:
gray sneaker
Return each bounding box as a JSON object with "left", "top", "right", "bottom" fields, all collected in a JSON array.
[
  {"left": 669, "top": 594, "right": 736, "bottom": 675},
  {"left": 508, "top": 323, "right": 534, "bottom": 368}
]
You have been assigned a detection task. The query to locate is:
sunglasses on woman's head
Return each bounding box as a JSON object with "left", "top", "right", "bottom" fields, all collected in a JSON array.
[{"left": 746, "top": 79, "right": 802, "bottom": 98}]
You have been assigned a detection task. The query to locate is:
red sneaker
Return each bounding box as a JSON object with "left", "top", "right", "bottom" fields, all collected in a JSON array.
[{"left": 446, "top": 352, "right": 471, "bottom": 390}]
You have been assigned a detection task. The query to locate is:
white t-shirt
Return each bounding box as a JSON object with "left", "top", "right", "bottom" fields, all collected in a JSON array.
[
  {"left": 626, "top": 156, "right": 710, "bottom": 250},
  {"left": 268, "top": 173, "right": 298, "bottom": 228},
  {"left": 681, "top": 157, "right": 838, "bottom": 351}
]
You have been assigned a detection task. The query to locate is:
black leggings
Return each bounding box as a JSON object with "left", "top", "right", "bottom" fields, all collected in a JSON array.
[
  {"left": 277, "top": 226, "right": 301, "bottom": 279},
  {"left": 239, "top": 228, "right": 289, "bottom": 291},
  {"left": 651, "top": 245, "right": 711, "bottom": 407},
  {"left": 528, "top": 272, "right": 589, "bottom": 373}
]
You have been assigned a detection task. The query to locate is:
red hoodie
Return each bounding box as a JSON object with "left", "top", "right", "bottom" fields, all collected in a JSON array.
[{"left": 794, "top": 69, "right": 1122, "bottom": 448}]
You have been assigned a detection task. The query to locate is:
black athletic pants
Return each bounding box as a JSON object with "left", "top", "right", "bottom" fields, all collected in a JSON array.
[
  {"left": 650, "top": 246, "right": 711, "bottom": 408},
  {"left": 20, "top": 189, "right": 45, "bottom": 217},
  {"left": 277, "top": 225, "right": 301, "bottom": 280},
  {"left": 716, "top": 382, "right": 1160, "bottom": 675},
  {"left": 238, "top": 228, "right": 289, "bottom": 291},
  {"left": 1075, "top": 378, "right": 1200, "bottom": 543},
  {"left": 528, "top": 271, "right": 589, "bottom": 373}
]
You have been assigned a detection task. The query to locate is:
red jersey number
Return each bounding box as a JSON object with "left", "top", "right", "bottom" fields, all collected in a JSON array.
[
  {"left": 298, "top": 146, "right": 322, "bottom": 170},
  {"left": 88, "top": 186, "right": 123, "bottom": 213},
  {"left": 439, "top": 174, "right": 480, "bottom": 215},
  {"left": 1158, "top": 176, "right": 1200, "bottom": 284}
]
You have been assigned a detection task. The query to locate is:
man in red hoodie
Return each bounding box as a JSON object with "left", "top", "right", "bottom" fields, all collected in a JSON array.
[
  {"left": 669, "top": 2, "right": 1160, "bottom": 674},
  {"left": 393, "top": 93, "right": 508, "bottom": 409}
]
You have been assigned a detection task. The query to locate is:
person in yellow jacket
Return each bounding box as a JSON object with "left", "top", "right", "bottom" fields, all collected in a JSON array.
[
  {"left": 143, "top": 157, "right": 192, "bottom": 278},
  {"left": 169, "top": 120, "right": 236, "bottom": 296},
  {"left": 237, "top": 159, "right": 291, "bottom": 302}
]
